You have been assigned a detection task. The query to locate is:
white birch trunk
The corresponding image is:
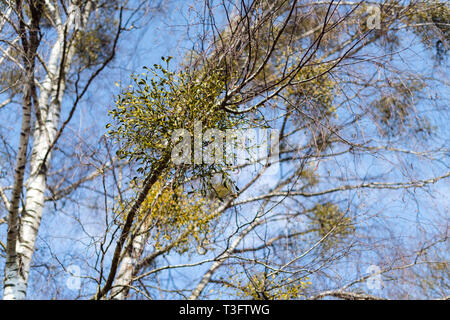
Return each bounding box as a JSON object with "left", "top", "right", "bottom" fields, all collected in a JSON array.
[
  {"left": 110, "top": 231, "right": 147, "bottom": 299},
  {"left": 3, "top": 3, "right": 92, "bottom": 299}
]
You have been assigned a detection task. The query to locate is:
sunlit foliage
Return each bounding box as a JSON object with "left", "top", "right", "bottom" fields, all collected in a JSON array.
[{"left": 222, "top": 270, "right": 311, "bottom": 299}]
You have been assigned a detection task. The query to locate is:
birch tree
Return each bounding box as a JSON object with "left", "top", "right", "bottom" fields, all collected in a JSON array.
[
  {"left": 0, "top": 0, "right": 159, "bottom": 299},
  {"left": 95, "top": 0, "right": 449, "bottom": 300}
]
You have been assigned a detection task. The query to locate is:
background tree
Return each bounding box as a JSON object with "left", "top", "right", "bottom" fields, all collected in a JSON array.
[
  {"left": 0, "top": 0, "right": 448, "bottom": 300},
  {"left": 96, "top": 0, "right": 449, "bottom": 300}
]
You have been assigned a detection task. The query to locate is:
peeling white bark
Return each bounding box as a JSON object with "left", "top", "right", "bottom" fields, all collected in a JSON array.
[
  {"left": 110, "top": 231, "right": 147, "bottom": 299},
  {"left": 3, "top": 3, "right": 93, "bottom": 299}
]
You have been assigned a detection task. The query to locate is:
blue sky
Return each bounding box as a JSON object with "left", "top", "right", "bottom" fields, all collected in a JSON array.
[{"left": 0, "top": 0, "right": 449, "bottom": 299}]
